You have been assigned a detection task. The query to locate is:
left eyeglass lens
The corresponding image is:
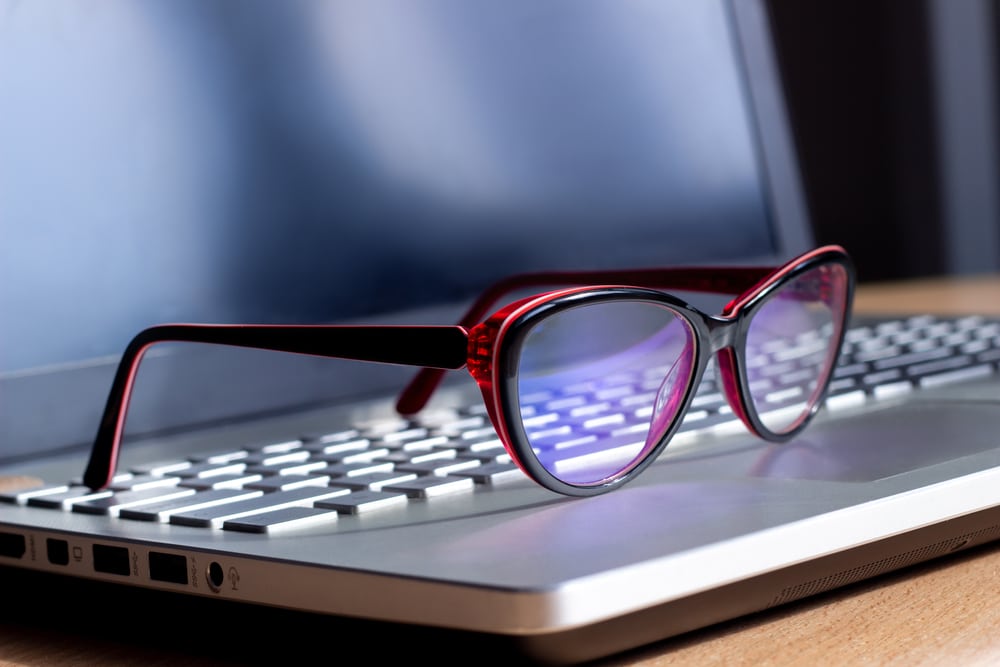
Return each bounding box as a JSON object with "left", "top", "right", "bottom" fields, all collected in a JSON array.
[
  {"left": 744, "top": 262, "right": 849, "bottom": 434},
  {"left": 515, "top": 300, "right": 696, "bottom": 487}
]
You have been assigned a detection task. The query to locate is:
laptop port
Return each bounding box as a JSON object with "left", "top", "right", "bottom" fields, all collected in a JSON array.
[
  {"left": 0, "top": 532, "right": 26, "bottom": 559},
  {"left": 46, "top": 538, "right": 69, "bottom": 565},
  {"left": 207, "top": 561, "right": 225, "bottom": 591},
  {"left": 92, "top": 544, "right": 130, "bottom": 576},
  {"left": 148, "top": 551, "right": 188, "bottom": 585}
]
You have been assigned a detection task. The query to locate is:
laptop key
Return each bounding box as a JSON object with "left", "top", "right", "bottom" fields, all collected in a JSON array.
[
  {"left": 172, "top": 461, "right": 248, "bottom": 479},
  {"left": 378, "top": 427, "right": 429, "bottom": 444},
  {"left": 129, "top": 460, "right": 193, "bottom": 476},
  {"left": 27, "top": 487, "right": 114, "bottom": 510},
  {"left": 905, "top": 355, "right": 975, "bottom": 379},
  {"left": 170, "top": 486, "right": 351, "bottom": 528},
  {"left": 377, "top": 448, "right": 456, "bottom": 465},
  {"left": 313, "top": 447, "right": 391, "bottom": 465},
  {"left": 222, "top": 506, "right": 338, "bottom": 534},
  {"left": 329, "top": 471, "right": 418, "bottom": 491},
  {"left": 457, "top": 450, "right": 512, "bottom": 464},
  {"left": 242, "top": 438, "right": 304, "bottom": 454},
  {"left": 450, "top": 462, "right": 523, "bottom": 485},
  {"left": 315, "top": 490, "right": 407, "bottom": 514},
  {"left": 241, "top": 450, "right": 310, "bottom": 467},
  {"left": 299, "top": 437, "right": 371, "bottom": 456},
  {"left": 187, "top": 448, "right": 250, "bottom": 464},
  {"left": 244, "top": 474, "right": 331, "bottom": 492},
  {"left": 300, "top": 428, "right": 361, "bottom": 444},
  {"left": 118, "top": 488, "right": 264, "bottom": 522},
  {"left": 110, "top": 474, "right": 182, "bottom": 492},
  {"left": 179, "top": 472, "right": 265, "bottom": 491},
  {"left": 0, "top": 483, "right": 71, "bottom": 505},
  {"left": 382, "top": 475, "right": 474, "bottom": 498},
  {"left": 73, "top": 486, "right": 198, "bottom": 516},
  {"left": 458, "top": 440, "right": 507, "bottom": 458},
  {"left": 395, "top": 435, "right": 451, "bottom": 452},
  {"left": 244, "top": 459, "right": 329, "bottom": 477},
  {"left": 917, "top": 363, "right": 994, "bottom": 388},
  {"left": 394, "top": 458, "right": 481, "bottom": 477},
  {"left": 319, "top": 460, "right": 395, "bottom": 478}
]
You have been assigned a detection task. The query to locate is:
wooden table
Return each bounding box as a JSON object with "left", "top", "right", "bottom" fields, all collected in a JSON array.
[{"left": 3, "top": 275, "right": 1000, "bottom": 666}]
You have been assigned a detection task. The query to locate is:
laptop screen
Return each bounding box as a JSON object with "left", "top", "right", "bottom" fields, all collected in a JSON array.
[{"left": 0, "top": 0, "right": 810, "bottom": 457}]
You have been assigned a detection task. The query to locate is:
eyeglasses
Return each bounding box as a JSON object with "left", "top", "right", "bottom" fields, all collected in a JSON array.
[{"left": 83, "top": 245, "right": 854, "bottom": 497}]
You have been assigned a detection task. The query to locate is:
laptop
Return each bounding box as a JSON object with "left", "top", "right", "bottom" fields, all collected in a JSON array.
[{"left": 3, "top": 1, "right": 1000, "bottom": 663}]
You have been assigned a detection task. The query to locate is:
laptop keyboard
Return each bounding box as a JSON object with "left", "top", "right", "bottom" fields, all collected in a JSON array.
[{"left": 4, "top": 314, "right": 1000, "bottom": 533}]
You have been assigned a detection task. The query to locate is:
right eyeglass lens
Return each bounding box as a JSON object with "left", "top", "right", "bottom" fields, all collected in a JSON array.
[
  {"left": 515, "top": 299, "right": 696, "bottom": 488},
  {"left": 744, "top": 262, "right": 849, "bottom": 435}
]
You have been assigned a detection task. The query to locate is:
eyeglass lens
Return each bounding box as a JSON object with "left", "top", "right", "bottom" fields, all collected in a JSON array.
[
  {"left": 512, "top": 262, "right": 848, "bottom": 490},
  {"left": 744, "top": 263, "right": 847, "bottom": 434},
  {"left": 515, "top": 300, "right": 697, "bottom": 487}
]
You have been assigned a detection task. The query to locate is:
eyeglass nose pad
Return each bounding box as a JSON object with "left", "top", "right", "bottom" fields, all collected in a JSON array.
[{"left": 645, "top": 342, "right": 695, "bottom": 449}]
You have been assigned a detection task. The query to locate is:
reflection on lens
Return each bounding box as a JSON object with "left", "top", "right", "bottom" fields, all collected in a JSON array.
[
  {"left": 516, "top": 300, "right": 695, "bottom": 486},
  {"left": 745, "top": 263, "right": 847, "bottom": 434}
]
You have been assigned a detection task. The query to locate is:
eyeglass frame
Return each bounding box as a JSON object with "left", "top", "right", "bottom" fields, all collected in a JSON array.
[{"left": 82, "top": 244, "right": 854, "bottom": 497}]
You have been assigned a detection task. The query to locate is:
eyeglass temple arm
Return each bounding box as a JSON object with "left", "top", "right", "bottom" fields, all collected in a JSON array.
[
  {"left": 83, "top": 324, "right": 469, "bottom": 490},
  {"left": 395, "top": 265, "right": 774, "bottom": 415}
]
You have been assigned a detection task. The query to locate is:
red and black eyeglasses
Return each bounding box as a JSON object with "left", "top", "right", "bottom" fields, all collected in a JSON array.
[{"left": 84, "top": 245, "right": 854, "bottom": 497}]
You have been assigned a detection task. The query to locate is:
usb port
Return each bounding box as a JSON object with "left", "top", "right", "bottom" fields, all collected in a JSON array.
[
  {"left": 148, "top": 551, "right": 188, "bottom": 585},
  {"left": 47, "top": 538, "right": 69, "bottom": 565},
  {"left": 92, "top": 544, "right": 130, "bottom": 576},
  {"left": 0, "top": 532, "right": 26, "bottom": 559}
]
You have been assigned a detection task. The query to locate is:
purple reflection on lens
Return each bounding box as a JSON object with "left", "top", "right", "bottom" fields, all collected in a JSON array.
[
  {"left": 516, "top": 300, "right": 695, "bottom": 486},
  {"left": 745, "top": 264, "right": 846, "bottom": 434}
]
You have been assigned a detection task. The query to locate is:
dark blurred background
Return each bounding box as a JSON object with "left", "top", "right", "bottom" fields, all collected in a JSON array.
[{"left": 767, "top": 0, "right": 1000, "bottom": 282}]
